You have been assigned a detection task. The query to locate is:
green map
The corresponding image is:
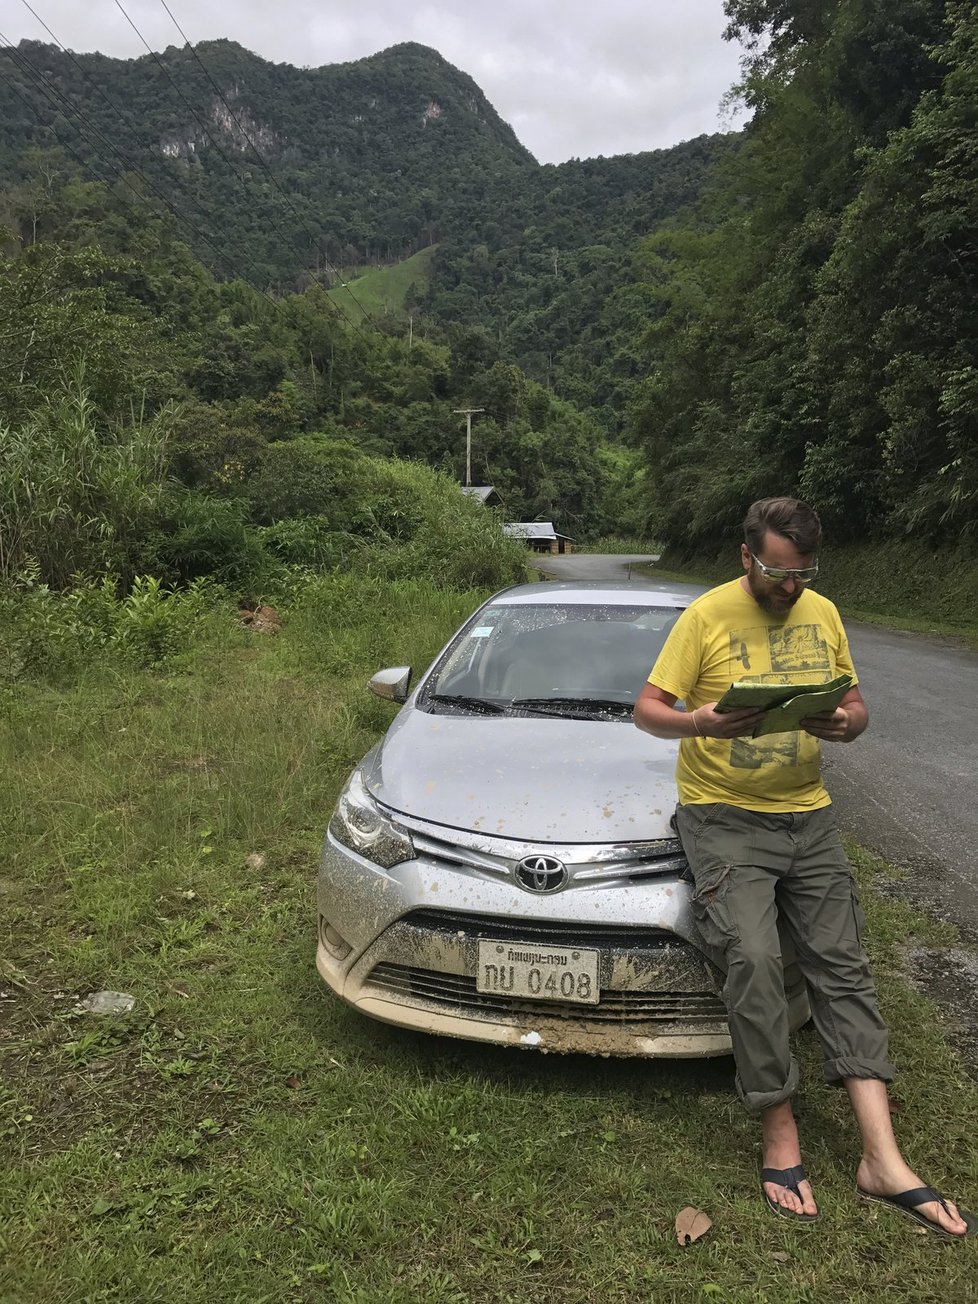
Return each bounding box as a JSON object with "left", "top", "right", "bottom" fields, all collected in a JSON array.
[{"left": 716, "top": 674, "right": 854, "bottom": 737}]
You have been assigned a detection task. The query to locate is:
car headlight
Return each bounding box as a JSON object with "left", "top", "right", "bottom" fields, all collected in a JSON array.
[{"left": 329, "top": 770, "right": 415, "bottom": 869}]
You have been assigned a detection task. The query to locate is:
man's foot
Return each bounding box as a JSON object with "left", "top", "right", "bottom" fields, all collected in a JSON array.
[
  {"left": 762, "top": 1165, "right": 818, "bottom": 1221},
  {"left": 856, "top": 1158, "right": 973, "bottom": 1238},
  {"left": 761, "top": 1101, "right": 819, "bottom": 1218}
]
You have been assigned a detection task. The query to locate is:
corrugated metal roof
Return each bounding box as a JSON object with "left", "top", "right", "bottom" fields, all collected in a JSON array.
[
  {"left": 461, "top": 485, "right": 497, "bottom": 501},
  {"left": 502, "top": 521, "right": 573, "bottom": 541}
]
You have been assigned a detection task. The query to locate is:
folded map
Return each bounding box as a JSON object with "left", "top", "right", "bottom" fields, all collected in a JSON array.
[{"left": 715, "top": 673, "right": 854, "bottom": 737}]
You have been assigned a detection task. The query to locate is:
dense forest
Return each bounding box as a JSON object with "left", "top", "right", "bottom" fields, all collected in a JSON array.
[
  {"left": 634, "top": 0, "right": 978, "bottom": 551},
  {"left": 0, "top": 37, "right": 729, "bottom": 434}
]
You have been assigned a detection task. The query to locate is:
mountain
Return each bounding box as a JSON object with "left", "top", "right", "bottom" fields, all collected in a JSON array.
[
  {"left": 0, "top": 38, "right": 535, "bottom": 280},
  {"left": 0, "top": 37, "right": 733, "bottom": 427}
]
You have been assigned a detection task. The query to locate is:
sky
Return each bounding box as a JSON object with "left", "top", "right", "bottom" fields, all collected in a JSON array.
[{"left": 5, "top": 0, "right": 749, "bottom": 164}]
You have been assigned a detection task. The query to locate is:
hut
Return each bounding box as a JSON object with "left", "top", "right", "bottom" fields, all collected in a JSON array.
[{"left": 501, "top": 521, "right": 574, "bottom": 555}]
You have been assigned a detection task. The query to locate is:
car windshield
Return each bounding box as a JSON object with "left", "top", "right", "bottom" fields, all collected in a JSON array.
[{"left": 420, "top": 601, "right": 682, "bottom": 718}]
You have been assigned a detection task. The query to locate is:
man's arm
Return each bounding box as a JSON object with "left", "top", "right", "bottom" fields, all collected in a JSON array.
[
  {"left": 800, "top": 685, "right": 868, "bottom": 743},
  {"left": 634, "top": 682, "right": 763, "bottom": 740}
]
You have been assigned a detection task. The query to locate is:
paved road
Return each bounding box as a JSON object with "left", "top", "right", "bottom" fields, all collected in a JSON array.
[
  {"left": 822, "top": 622, "right": 978, "bottom": 938},
  {"left": 535, "top": 553, "right": 662, "bottom": 582},
  {"left": 539, "top": 553, "right": 978, "bottom": 937}
]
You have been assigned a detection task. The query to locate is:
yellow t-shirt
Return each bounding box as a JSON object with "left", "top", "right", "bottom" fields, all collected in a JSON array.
[{"left": 647, "top": 578, "right": 857, "bottom": 812}]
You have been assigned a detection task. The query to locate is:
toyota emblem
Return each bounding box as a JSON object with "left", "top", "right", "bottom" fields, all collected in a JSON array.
[{"left": 515, "top": 854, "right": 567, "bottom": 894}]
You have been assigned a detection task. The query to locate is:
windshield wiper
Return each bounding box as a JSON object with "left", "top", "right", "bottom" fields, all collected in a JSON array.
[
  {"left": 510, "top": 696, "right": 634, "bottom": 717},
  {"left": 427, "top": 693, "right": 506, "bottom": 715}
]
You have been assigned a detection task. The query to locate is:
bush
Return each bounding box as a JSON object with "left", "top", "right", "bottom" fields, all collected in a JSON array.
[
  {"left": 245, "top": 436, "right": 362, "bottom": 526},
  {"left": 143, "top": 489, "right": 273, "bottom": 591},
  {"left": 0, "top": 573, "right": 230, "bottom": 682},
  {"left": 0, "top": 371, "right": 170, "bottom": 588},
  {"left": 257, "top": 517, "right": 361, "bottom": 568},
  {"left": 351, "top": 457, "right": 526, "bottom": 590}
]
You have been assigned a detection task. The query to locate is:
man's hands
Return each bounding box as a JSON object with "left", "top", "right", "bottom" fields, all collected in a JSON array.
[
  {"left": 801, "top": 688, "right": 868, "bottom": 743},
  {"left": 635, "top": 683, "right": 868, "bottom": 743},
  {"left": 801, "top": 707, "right": 853, "bottom": 742},
  {"left": 690, "top": 704, "right": 763, "bottom": 739}
]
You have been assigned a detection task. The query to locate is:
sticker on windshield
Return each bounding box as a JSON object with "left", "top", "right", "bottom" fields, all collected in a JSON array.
[{"left": 471, "top": 626, "right": 494, "bottom": 637}]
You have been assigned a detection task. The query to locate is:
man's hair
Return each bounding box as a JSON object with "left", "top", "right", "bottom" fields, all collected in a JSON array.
[{"left": 743, "top": 497, "right": 822, "bottom": 556}]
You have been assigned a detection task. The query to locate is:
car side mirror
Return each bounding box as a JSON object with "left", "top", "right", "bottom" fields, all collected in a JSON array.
[{"left": 368, "top": 666, "right": 412, "bottom": 703}]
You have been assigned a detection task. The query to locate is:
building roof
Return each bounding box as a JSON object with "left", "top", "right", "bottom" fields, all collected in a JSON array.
[
  {"left": 502, "top": 521, "right": 574, "bottom": 541},
  {"left": 461, "top": 485, "right": 498, "bottom": 502}
]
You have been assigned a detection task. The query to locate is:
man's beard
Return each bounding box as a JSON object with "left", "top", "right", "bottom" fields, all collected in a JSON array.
[{"left": 747, "top": 568, "right": 804, "bottom": 618}]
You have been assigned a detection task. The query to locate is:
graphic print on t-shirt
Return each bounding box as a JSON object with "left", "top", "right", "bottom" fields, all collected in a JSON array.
[{"left": 726, "top": 624, "right": 833, "bottom": 770}]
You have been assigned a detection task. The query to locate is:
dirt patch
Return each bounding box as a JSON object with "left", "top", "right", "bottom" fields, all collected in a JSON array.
[
  {"left": 900, "top": 943, "right": 978, "bottom": 1077},
  {"left": 862, "top": 855, "right": 978, "bottom": 1076}
]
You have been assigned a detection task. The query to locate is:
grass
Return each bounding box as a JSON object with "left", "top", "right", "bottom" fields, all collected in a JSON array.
[
  {"left": 2, "top": 578, "right": 978, "bottom": 1302},
  {"left": 329, "top": 247, "right": 438, "bottom": 323},
  {"left": 579, "top": 536, "right": 663, "bottom": 556}
]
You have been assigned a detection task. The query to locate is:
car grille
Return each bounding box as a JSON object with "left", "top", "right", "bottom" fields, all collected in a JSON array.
[
  {"left": 403, "top": 909, "right": 677, "bottom": 949},
  {"left": 366, "top": 962, "right": 726, "bottom": 1026},
  {"left": 398, "top": 816, "right": 690, "bottom": 886}
]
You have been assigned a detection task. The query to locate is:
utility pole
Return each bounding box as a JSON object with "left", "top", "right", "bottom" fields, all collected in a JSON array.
[{"left": 452, "top": 408, "right": 484, "bottom": 487}]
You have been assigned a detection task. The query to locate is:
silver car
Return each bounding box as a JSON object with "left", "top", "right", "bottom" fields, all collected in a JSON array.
[{"left": 317, "top": 580, "right": 809, "bottom": 1057}]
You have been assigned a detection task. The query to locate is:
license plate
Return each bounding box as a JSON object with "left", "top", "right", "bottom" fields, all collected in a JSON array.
[{"left": 476, "top": 940, "right": 600, "bottom": 1005}]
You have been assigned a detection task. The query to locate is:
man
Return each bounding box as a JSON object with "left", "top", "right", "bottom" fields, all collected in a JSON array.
[{"left": 634, "top": 497, "right": 973, "bottom": 1237}]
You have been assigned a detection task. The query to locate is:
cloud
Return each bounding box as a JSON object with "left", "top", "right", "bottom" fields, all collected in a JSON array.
[{"left": 8, "top": 0, "right": 747, "bottom": 162}]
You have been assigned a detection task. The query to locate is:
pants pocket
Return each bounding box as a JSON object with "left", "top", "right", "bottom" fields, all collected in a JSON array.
[{"left": 690, "top": 861, "right": 737, "bottom": 952}]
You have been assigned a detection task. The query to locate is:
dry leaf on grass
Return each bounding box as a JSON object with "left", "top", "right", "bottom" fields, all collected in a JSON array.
[{"left": 675, "top": 1206, "right": 712, "bottom": 1245}]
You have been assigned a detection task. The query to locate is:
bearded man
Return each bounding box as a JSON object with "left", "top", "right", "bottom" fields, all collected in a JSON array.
[{"left": 634, "top": 496, "right": 973, "bottom": 1237}]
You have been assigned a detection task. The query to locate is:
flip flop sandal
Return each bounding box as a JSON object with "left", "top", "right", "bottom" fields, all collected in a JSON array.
[
  {"left": 856, "top": 1184, "right": 977, "bottom": 1239},
  {"left": 762, "top": 1164, "right": 818, "bottom": 1222}
]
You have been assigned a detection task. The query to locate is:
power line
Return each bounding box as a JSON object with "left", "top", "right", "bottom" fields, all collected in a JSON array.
[{"left": 0, "top": 35, "right": 282, "bottom": 300}]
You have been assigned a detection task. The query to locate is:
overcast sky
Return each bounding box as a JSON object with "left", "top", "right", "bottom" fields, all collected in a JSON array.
[{"left": 6, "top": 1, "right": 749, "bottom": 163}]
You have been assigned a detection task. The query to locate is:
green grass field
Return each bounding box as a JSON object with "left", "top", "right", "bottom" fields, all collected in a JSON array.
[
  {"left": 328, "top": 247, "right": 437, "bottom": 323},
  {"left": 2, "top": 579, "right": 977, "bottom": 1302}
]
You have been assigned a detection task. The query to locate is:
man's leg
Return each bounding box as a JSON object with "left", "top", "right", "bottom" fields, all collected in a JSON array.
[
  {"left": 774, "top": 809, "right": 893, "bottom": 1088},
  {"left": 675, "top": 804, "right": 817, "bottom": 1216},
  {"left": 779, "top": 809, "right": 968, "bottom": 1233},
  {"left": 847, "top": 1079, "right": 969, "bottom": 1236}
]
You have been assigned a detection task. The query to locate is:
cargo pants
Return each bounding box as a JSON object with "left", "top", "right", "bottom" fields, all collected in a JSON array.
[{"left": 675, "top": 802, "right": 895, "bottom": 1115}]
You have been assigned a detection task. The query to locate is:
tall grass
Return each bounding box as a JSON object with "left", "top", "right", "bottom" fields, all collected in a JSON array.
[{"left": 0, "top": 370, "right": 171, "bottom": 588}]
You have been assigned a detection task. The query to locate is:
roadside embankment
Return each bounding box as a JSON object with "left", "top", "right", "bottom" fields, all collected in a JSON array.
[{"left": 644, "top": 540, "right": 978, "bottom": 647}]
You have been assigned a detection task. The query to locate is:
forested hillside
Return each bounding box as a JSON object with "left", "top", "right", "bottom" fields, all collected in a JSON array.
[
  {"left": 3, "top": 6, "right": 976, "bottom": 573},
  {"left": 2, "top": 163, "right": 658, "bottom": 607},
  {"left": 0, "top": 39, "right": 534, "bottom": 278},
  {"left": 634, "top": 0, "right": 978, "bottom": 551},
  {"left": 0, "top": 38, "right": 729, "bottom": 432}
]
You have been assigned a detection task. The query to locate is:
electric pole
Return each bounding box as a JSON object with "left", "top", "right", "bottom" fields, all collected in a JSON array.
[{"left": 452, "top": 408, "right": 484, "bottom": 487}]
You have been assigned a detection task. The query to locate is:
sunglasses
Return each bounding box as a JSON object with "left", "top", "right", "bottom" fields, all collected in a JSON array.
[{"left": 750, "top": 553, "right": 819, "bottom": 584}]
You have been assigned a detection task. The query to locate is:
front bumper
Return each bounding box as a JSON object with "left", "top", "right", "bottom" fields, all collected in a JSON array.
[{"left": 316, "top": 818, "right": 747, "bottom": 1058}]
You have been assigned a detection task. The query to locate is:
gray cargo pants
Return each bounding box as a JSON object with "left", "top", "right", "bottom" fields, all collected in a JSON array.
[{"left": 675, "top": 802, "right": 895, "bottom": 1115}]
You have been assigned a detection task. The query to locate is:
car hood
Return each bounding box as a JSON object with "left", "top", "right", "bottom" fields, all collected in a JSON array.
[{"left": 362, "top": 705, "right": 679, "bottom": 844}]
